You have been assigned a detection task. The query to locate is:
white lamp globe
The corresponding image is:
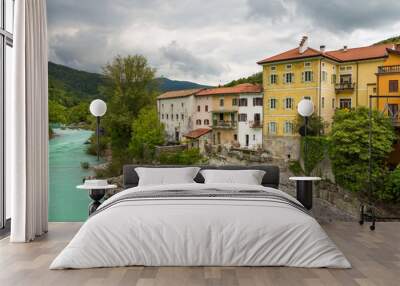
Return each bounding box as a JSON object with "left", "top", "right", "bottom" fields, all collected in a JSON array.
[
  {"left": 90, "top": 99, "right": 107, "bottom": 117},
  {"left": 297, "top": 99, "right": 314, "bottom": 117}
]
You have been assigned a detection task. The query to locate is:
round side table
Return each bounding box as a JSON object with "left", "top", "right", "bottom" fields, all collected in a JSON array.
[
  {"left": 289, "top": 177, "right": 321, "bottom": 210},
  {"left": 77, "top": 184, "right": 117, "bottom": 215}
]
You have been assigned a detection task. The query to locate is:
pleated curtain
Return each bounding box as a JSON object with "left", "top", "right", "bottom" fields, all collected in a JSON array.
[{"left": 8, "top": 0, "right": 49, "bottom": 242}]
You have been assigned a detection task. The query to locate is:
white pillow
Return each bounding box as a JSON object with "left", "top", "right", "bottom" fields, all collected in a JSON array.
[
  {"left": 200, "top": 169, "right": 266, "bottom": 185},
  {"left": 135, "top": 167, "right": 200, "bottom": 186}
]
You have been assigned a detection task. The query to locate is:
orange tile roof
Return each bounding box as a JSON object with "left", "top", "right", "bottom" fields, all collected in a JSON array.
[
  {"left": 326, "top": 44, "right": 393, "bottom": 62},
  {"left": 157, "top": 88, "right": 204, "bottom": 100},
  {"left": 196, "top": 83, "right": 262, "bottom": 96},
  {"left": 257, "top": 44, "right": 393, "bottom": 64},
  {"left": 257, "top": 47, "right": 324, "bottom": 64},
  {"left": 184, "top": 128, "right": 212, "bottom": 139}
]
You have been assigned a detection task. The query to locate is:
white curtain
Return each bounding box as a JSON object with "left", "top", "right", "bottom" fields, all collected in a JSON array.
[{"left": 8, "top": 0, "right": 49, "bottom": 242}]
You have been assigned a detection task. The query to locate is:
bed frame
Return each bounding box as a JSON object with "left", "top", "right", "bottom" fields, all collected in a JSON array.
[{"left": 123, "top": 165, "right": 280, "bottom": 189}]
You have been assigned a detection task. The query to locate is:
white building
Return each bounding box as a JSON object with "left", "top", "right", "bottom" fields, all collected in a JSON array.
[
  {"left": 157, "top": 88, "right": 204, "bottom": 142},
  {"left": 237, "top": 90, "right": 264, "bottom": 149}
]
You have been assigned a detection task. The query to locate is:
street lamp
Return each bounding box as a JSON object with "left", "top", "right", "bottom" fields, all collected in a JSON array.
[
  {"left": 297, "top": 99, "right": 314, "bottom": 174},
  {"left": 89, "top": 99, "right": 107, "bottom": 161}
]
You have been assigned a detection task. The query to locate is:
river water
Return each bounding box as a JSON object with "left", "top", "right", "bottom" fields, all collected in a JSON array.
[{"left": 49, "top": 128, "right": 103, "bottom": 222}]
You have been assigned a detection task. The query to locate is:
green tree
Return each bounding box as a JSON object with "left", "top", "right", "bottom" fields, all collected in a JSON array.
[
  {"left": 101, "top": 55, "right": 157, "bottom": 162},
  {"left": 329, "top": 107, "right": 395, "bottom": 195},
  {"left": 295, "top": 113, "right": 328, "bottom": 136},
  {"left": 129, "top": 107, "right": 165, "bottom": 162},
  {"left": 48, "top": 100, "right": 67, "bottom": 124},
  {"left": 68, "top": 102, "right": 90, "bottom": 124}
]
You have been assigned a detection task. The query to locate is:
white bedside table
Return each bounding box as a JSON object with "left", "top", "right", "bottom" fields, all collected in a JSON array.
[{"left": 77, "top": 181, "right": 117, "bottom": 215}]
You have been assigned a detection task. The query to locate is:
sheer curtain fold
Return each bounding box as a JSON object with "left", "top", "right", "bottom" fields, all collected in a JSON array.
[{"left": 9, "top": 0, "right": 49, "bottom": 242}]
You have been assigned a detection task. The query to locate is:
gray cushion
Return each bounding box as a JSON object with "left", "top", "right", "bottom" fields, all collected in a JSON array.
[{"left": 123, "top": 165, "right": 280, "bottom": 189}]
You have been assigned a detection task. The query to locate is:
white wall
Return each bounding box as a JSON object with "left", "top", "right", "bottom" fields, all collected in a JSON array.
[
  {"left": 237, "top": 93, "right": 263, "bottom": 149},
  {"left": 158, "top": 95, "right": 195, "bottom": 142}
]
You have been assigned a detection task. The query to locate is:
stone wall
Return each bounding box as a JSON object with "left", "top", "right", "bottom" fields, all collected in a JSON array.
[{"left": 263, "top": 136, "right": 301, "bottom": 161}]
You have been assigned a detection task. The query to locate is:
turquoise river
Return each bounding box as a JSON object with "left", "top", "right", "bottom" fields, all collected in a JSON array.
[{"left": 49, "top": 128, "right": 103, "bottom": 222}]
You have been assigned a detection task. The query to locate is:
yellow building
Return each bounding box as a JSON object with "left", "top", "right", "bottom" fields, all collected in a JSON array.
[
  {"left": 257, "top": 37, "right": 394, "bottom": 141},
  {"left": 374, "top": 47, "right": 400, "bottom": 124}
]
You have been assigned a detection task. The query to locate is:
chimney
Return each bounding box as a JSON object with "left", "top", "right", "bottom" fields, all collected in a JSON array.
[
  {"left": 343, "top": 45, "right": 348, "bottom": 52},
  {"left": 320, "top": 45, "right": 326, "bottom": 53},
  {"left": 299, "top": 36, "right": 308, "bottom": 54}
]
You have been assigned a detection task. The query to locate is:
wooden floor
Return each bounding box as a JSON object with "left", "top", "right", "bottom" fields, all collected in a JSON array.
[{"left": 0, "top": 222, "right": 399, "bottom": 286}]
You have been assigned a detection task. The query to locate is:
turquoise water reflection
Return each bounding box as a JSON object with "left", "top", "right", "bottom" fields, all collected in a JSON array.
[{"left": 49, "top": 128, "right": 103, "bottom": 221}]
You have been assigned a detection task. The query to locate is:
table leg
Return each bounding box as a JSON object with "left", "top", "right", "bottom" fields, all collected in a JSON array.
[
  {"left": 296, "top": 181, "right": 313, "bottom": 210},
  {"left": 88, "top": 189, "right": 105, "bottom": 215}
]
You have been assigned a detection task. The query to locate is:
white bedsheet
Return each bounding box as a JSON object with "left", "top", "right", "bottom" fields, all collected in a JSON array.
[{"left": 50, "top": 183, "right": 351, "bottom": 269}]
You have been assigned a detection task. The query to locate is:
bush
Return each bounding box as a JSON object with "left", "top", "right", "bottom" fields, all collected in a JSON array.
[
  {"left": 288, "top": 160, "right": 303, "bottom": 175},
  {"left": 301, "top": 136, "right": 329, "bottom": 175},
  {"left": 86, "top": 134, "right": 108, "bottom": 156},
  {"left": 80, "top": 161, "right": 90, "bottom": 169},
  {"left": 159, "top": 148, "right": 204, "bottom": 165},
  {"left": 383, "top": 166, "right": 400, "bottom": 202},
  {"left": 329, "top": 107, "right": 395, "bottom": 195}
]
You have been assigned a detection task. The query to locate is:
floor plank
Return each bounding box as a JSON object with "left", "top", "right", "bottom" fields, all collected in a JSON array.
[{"left": 0, "top": 222, "right": 399, "bottom": 286}]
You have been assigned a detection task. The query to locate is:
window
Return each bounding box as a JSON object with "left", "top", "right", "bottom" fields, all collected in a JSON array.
[
  {"left": 232, "top": 98, "right": 238, "bottom": 106},
  {"left": 171, "top": 104, "right": 174, "bottom": 109},
  {"left": 304, "top": 62, "right": 311, "bottom": 68},
  {"left": 389, "top": 80, "right": 399, "bottom": 92},
  {"left": 253, "top": 134, "right": 256, "bottom": 141},
  {"left": 340, "top": 66, "right": 346, "bottom": 71},
  {"left": 181, "top": 102, "right": 184, "bottom": 107},
  {"left": 197, "top": 105, "right": 201, "bottom": 112},
  {"left": 181, "top": 114, "right": 184, "bottom": 120},
  {"left": 331, "top": 74, "right": 337, "bottom": 84},
  {"left": 166, "top": 114, "right": 169, "bottom": 119},
  {"left": 171, "top": 114, "right": 174, "bottom": 120},
  {"left": 239, "top": 98, "right": 248, "bottom": 106},
  {"left": 346, "top": 66, "right": 352, "bottom": 71},
  {"left": 286, "top": 64, "right": 292, "bottom": 70},
  {"left": 196, "top": 119, "right": 202, "bottom": 125},
  {"left": 270, "top": 74, "right": 278, "bottom": 84},
  {"left": 234, "top": 134, "right": 238, "bottom": 141},
  {"left": 176, "top": 114, "right": 179, "bottom": 120},
  {"left": 268, "top": 122, "right": 277, "bottom": 135},
  {"left": 302, "top": 71, "right": 313, "bottom": 82},
  {"left": 322, "top": 97, "right": 325, "bottom": 108},
  {"left": 303, "top": 96, "right": 311, "bottom": 100},
  {"left": 161, "top": 104, "right": 164, "bottom": 109},
  {"left": 238, "top": 113, "right": 247, "bottom": 122},
  {"left": 162, "top": 114, "right": 164, "bottom": 119},
  {"left": 322, "top": 71, "right": 328, "bottom": 82},
  {"left": 220, "top": 98, "right": 224, "bottom": 107},
  {"left": 205, "top": 105, "right": 209, "bottom": 112},
  {"left": 283, "top": 73, "right": 294, "bottom": 84},
  {"left": 332, "top": 98, "right": 335, "bottom": 109},
  {"left": 339, "top": 98, "right": 352, "bottom": 109},
  {"left": 2, "top": 0, "right": 14, "bottom": 228},
  {"left": 204, "top": 119, "right": 210, "bottom": 125},
  {"left": 253, "top": 97, "right": 263, "bottom": 106},
  {"left": 270, "top": 66, "right": 277, "bottom": 71},
  {"left": 340, "top": 74, "right": 352, "bottom": 84},
  {"left": 284, "top": 97, "right": 294, "bottom": 109},
  {"left": 269, "top": 98, "right": 277, "bottom": 109},
  {"left": 284, "top": 121, "right": 293, "bottom": 134},
  {"left": 373, "top": 87, "right": 377, "bottom": 94}
]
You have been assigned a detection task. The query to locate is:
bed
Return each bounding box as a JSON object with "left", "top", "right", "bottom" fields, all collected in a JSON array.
[{"left": 50, "top": 165, "right": 350, "bottom": 269}]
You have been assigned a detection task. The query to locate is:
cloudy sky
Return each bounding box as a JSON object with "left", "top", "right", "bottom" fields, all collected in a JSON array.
[{"left": 47, "top": 0, "right": 400, "bottom": 85}]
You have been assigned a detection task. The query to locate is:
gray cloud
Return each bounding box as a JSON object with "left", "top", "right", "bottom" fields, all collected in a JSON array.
[
  {"left": 47, "top": 0, "right": 400, "bottom": 85},
  {"left": 159, "top": 41, "right": 227, "bottom": 79}
]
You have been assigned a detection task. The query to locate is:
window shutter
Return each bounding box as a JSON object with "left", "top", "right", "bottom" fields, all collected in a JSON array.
[
  {"left": 291, "top": 98, "right": 295, "bottom": 109},
  {"left": 283, "top": 98, "right": 286, "bottom": 109},
  {"left": 283, "top": 74, "right": 286, "bottom": 84},
  {"left": 311, "top": 72, "right": 314, "bottom": 82},
  {"left": 301, "top": 72, "right": 305, "bottom": 82},
  {"left": 292, "top": 73, "right": 295, "bottom": 83}
]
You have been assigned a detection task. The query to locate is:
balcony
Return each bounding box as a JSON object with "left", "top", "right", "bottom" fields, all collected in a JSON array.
[
  {"left": 335, "top": 82, "right": 355, "bottom": 93},
  {"left": 377, "top": 65, "right": 400, "bottom": 74},
  {"left": 249, "top": 121, "right": 263, "bottom": 128},
  {"left": 212, "top": 120, "right": 237, "bottom": 129}
]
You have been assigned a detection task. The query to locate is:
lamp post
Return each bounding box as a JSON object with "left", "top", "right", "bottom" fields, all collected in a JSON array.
[
  {"left": 89, "top": 99, "right": 107, "bottom": 161},
  {"left": 297, "top": 99, "right": 314, "bottom": 174}
]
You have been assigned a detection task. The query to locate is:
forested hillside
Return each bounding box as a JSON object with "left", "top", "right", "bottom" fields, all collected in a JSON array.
[{"left": 375, "top": 35, "right": 400, "bottom": 45}]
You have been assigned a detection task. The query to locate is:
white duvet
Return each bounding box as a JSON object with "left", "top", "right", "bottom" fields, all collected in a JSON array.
[{"left": 50, "top": 183, "right": 351, "bottom": 269}]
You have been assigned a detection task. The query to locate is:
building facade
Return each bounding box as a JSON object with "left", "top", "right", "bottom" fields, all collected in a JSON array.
[
  {"left": 196, "top": 84, "right": 263, "bottom": 149},
  {"left": 257, "top": 36, "right": 395, "bottom": 159},
  {"left": 157, "top": 89, "right": 203, "bottom": 142}
]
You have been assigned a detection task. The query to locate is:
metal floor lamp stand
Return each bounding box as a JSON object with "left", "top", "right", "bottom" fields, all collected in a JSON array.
[{"left": 359, "top": 95, "right": 400, "bottom": 230}]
